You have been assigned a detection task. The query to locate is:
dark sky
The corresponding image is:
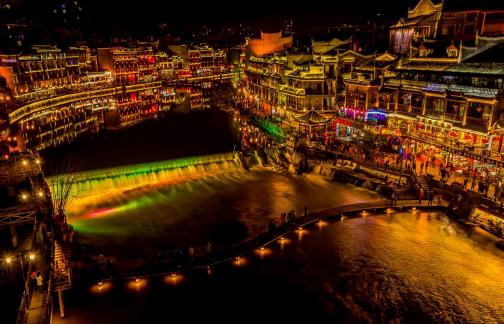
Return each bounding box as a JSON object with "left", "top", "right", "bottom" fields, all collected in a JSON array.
[
  {"left": 82, "top": 0, "right": 410, "bottom": 31},
  {"left": 15, "top": 0, "right": 504, "bottom": 34}
]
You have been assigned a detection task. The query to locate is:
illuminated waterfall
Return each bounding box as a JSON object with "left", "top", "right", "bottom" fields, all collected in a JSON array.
[{"left": 48, "top": 152, "right": 242, "bottom": 220}]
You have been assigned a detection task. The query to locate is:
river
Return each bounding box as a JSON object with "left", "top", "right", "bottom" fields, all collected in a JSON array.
[{"left": 54, "top": 211, "right": 504, "bottom": 323}]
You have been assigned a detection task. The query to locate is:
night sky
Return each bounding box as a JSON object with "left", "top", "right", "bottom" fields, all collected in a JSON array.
[
  {"left": 8, "top": 0, "right": 503, "bottom": 34},
  {"left": 16, "top": 0, "right": 412, "bottom": 31}
]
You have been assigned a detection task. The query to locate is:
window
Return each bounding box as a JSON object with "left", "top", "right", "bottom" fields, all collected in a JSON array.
[
  {"left": 465, "top": 13, "right": 477, "bottom": 22},
  {"left": 464, "top": 24, "right": 476, "bottom": 34},
  {"left": 418, "top": 26, "right": 430, "bottom": 37}
]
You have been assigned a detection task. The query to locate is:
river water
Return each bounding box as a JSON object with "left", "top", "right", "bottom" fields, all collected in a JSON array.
[
  {"left": 55, "top": 211, "right": 504, "bottom": 323},
  {"left": 65, "top": 159, "right": 382, "bottom": 261},
  {"left": 40, "top": 110, "right": 504, "bottom": 323}
]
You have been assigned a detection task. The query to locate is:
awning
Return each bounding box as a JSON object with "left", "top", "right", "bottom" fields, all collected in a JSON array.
[{"left": 296, "top": 109, "right": 331, "bottom": 125}]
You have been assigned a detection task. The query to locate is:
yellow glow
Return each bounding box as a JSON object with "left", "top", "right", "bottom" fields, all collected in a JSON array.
[
  {"left": 38, "top": 191, "right": 43, "bottom": 197},
  {"left": 28, "top": 253, "right": 35, "bottom": 261},
  {"left": 127, "top": 278, "right": 147, "bottom": 291},
  {"left": 386, "top": 208, "right": 393, "bottom": 214},
  {"left": 22, "top": 160, "right": 27, "bottom": 166},
  {"left": 255, "top": 247, "right": 272, "bottom": 258},
  {"left": 35, "top": 159, "right": 41, "bottom": 164},
  {"left": 21, "top": 194, "right": 28, "bottom": 200},
  {"left": 317, "top": 220, "right": 327, "bottom": 228},
  {"left": 361, "top": 211, "right": 369, "bottom": 217},
  {"left": 5, "top": 257, "right": 12, "bottom": 264},
  {"left": 341, "top": 215, "right": 345, "bottom": 222},
  {"left": 164, "top": 273, "right": 183, "bottom": 285},
  {"left": 90, "top": 281, "right": 112, "bottom": 294},
  {"left": 233, "top": 256, "right": 246, "bottom": 267}
]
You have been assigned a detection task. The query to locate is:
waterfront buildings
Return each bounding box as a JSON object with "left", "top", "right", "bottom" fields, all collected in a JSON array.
[
  {"left": 0, "top": 43, "right": 230, "bottom": 152},
  {"left": 240, "top": 0, "right": 504, "bottom": 178}
]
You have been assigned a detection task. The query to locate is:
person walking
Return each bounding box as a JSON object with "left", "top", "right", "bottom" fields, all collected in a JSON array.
[
  {"left": 36, "top": 272, "right": 44, "bottom": 291},
  {"left": 30, "top": 271, "right": 37, "bottom": 290},
  {"left": 471, "top": 178, "right": 477, "bottom": 191},
  {"left": 463, "top": 176, "right": 469, "bottom": 190},
  {"left": 495, "top": 179, "right": 503, "bottom": 201},
  {"left": 427, "top": 191, "right": 433, "bottom": 206},
  {"left": 418, "top": 188, "right": 424, "bottom": 204}
]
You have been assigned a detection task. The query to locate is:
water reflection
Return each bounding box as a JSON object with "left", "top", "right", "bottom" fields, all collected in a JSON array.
[
  {"left": 68, "top": 168, "right": 382, "bottom": 260},
  {"left": 57, "top": 211, "right": 504, "bottom": 323}
]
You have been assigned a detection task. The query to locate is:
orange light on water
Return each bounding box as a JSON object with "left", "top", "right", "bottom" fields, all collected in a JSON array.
[
  {"left": 127, "top": 277, "right": 147, "bottom": 291},
  {"left": 90, "top": 281, "right": 112, "bottom": 294},
  {"left": 164, "top": 273, "right": 183, "bottom": 285},
  {"left": 233, "top": 256, "right": 246, "bottom": 267},
  {"left": 255, "top": 246, "right": 272, "bottom": 258}
]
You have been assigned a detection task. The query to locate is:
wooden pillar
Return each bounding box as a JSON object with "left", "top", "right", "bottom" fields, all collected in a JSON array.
[
  {"left": 10, "top": 224, "right": 18, "bottom": 248},
  {"left": 441, "top": 96, "right": 447, "bottom": 120},
  {"left": 422, "top": 95, "right": 427, "bottom": 116},
  {"left": 344, "top": 85, "right": 348, "bottom": 107},
  {"left": 58, "top": 289, "right": 65, "bottom": 318},
  {"left": 408, "top": 92, "right": 412, "bottom": 113},
  {"left": 487, "top": 103, "right": 495, "bottom": 131},
  {"left": 462, "top": 101, "right": 468, "bottom": 126},
  {"left": 395, "top": 90, "right": 399, "bottom": 111}
]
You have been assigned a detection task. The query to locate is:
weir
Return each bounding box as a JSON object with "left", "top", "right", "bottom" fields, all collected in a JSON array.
[{"left": 48, "top": 152, "right": 241, "bottom": 197}]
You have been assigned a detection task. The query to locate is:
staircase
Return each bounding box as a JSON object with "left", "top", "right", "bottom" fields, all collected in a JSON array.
[
  {"left": 415, "top": 175, "right": 434, "bottom": 198},
  {"left": 53, "top": 240, "right": 71, "bottom": 291}
]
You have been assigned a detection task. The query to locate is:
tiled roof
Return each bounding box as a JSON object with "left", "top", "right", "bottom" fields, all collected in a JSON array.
[
  {"left": 446, "top": 63, "right": 504, "bottom": 75},
  {"left": 422, "top": 82, "right": 500, "bottom": 98}
]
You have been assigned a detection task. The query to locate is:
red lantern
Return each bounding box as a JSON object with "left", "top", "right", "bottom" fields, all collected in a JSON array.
[
  {"left": 482, "top": 138, "right": 489, "bottom": 144},
  {"left": 449, "top": 131, "right": 458, "bottom": 138},
  {"left": 464, "top": 134, "right": 472, "bottom": 140}
]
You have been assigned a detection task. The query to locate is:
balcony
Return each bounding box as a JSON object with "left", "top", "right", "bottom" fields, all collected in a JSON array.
[
  {"left": 444, "top": 113, "right": 463, "bottom": 123},
  {"left": 410, "top": 106, "right": 423, "bottom": 116},
  {"left": 397, "top": 104, "right": 409, "bottom": 113},
  {"left": 466, "top": 117, "right": 489, "bottom": 131}
]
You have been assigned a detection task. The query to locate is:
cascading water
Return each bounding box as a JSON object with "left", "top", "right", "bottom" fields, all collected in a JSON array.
[
  {"left": 47, "top": 151, "right": 382, "bottom": 262},
  {"left": 57, "top": 153, "right": 241, "bottom": 197},
  {"left": 48, "top": 153, "right": 244, "bottom": 224}
]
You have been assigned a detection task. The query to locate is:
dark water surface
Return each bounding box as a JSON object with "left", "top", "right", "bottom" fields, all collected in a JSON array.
[{"left": 55, "top": 211, "right": 504, "bottom": 323}]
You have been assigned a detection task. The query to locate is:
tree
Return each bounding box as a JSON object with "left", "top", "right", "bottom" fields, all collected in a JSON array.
[{"left": 48, "top": 159, "right": 81, "bottom": 229}]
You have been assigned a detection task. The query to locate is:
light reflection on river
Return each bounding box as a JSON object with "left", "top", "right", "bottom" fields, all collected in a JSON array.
[
  {"left": 56, "top": 211, "right": 504, "bottom": 323},
  {"left": 68, "top": 167, "right": 382, "bottom": 260}
]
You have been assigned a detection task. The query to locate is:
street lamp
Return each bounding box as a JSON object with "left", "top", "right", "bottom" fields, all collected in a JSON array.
[{"left": 3, "top": 252, "right": 35, "bottom": 309}]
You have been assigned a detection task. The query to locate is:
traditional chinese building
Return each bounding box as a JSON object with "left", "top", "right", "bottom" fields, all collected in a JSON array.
[
  {"left": 390, "top": 0, "right": 504, "bottom": 54},
  {"left": 343, "top": 33, "right": 504, "bottom": 170}
]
